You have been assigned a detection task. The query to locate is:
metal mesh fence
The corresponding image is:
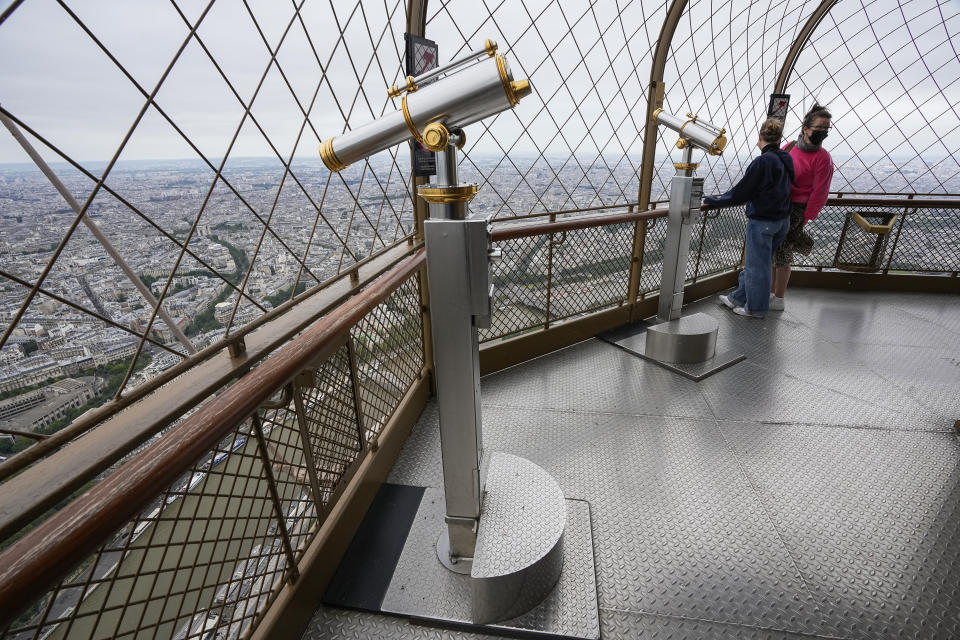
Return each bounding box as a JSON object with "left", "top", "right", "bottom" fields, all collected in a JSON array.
[
  {"left": 6, "top": 421, "right": 297, "bottom": 640},
  {"left": 796, "top": 201, "right": 960, "bottom": 273},
  {"left": 685, "top": 205, "right": 748, "bottom": 282},
  {"left": 350, "top": 276, "right": 425, "bottom": 442},
  {"left": 481, "top": 235, "right": 550, "bottom": 342},
  {"left": 481, "top": 218, "right": 635, "bottom": 342},
  {"left": 0, "top": 0, "right": 415, "bottom": 405},
  {"left": 548, "top": 223, "right": 634, "bottom": 322},
  {"left": 423, "top": 0, "right": 670, "bottom": 220},
  {"left": 638, "top": 217, "right": 669, "bottom": 296},
  {"left": 1, "top": 268, "right": 426, "bottom": 640}
]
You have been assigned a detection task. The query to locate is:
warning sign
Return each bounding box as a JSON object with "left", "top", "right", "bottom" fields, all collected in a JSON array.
[
  {"left": 767, "top": 93, "right": 790, "bottom": 120},
  {"left": 404, "top": 33, "right": 439, "bottom": 177}
]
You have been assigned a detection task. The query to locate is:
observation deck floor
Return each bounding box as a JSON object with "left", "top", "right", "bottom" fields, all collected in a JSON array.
[{"left": 304, "top": 287, "right": 960, "bottom": 640}]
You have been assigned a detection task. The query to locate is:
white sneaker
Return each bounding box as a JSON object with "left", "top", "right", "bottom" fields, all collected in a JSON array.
[
  {"left": 733, "top": 306, "right": 764, "bottom": 318},
  {"left": 718, "top": 294, "right": 736, "bottom": 310},
  {"left": 768, "top": 294, "right": 785, "bottom": 311}
]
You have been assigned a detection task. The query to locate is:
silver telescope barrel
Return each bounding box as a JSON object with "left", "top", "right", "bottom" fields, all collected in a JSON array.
[
  {"left": 412, "top": 39, "right": 499, "bottom": 88},
  {"left": 320, "top": 54, "right": 532, "bottom": 171},
  {"left": 652, "top": 108, "right": 727, "bottom": 156}
]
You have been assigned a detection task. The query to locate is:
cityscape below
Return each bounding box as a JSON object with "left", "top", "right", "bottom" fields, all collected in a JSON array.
[{"left": 0, "top": 152, "right": 956, "bottom": 457}]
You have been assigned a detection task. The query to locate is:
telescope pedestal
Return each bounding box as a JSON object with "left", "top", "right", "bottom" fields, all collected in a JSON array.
[
  {"left": 381, "top": 474, "right": 599, "bottom": 639},
  {"left": 645, "top": 312, "right": 718, "bottom": 363},
  {"left": 639, "top": 170, "right": 744, "bottom": 380},
  {"left": 413, "top": 139, "right": 597, "bottom": 634}
]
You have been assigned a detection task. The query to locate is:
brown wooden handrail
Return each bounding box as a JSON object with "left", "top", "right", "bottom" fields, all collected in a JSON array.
[
  {"left": 491, "top": 206, "right": 669, "bottom": 241},
  {"left": 700, "top": 196, "right": 960, "bottom": 212},
  {"left": 823, "top": 196, "right": 960, "bottom": 209},
  {"left": 0, "top": 248, "right": 426, "bottom": 627}
]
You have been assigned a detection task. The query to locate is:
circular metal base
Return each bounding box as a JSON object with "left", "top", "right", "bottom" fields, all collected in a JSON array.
[
  {"left": 644, "top": 312, "right": 719, "bottom": 364},
  {"left": 436, "top": 532, "right": 473, "bottom": 575}
]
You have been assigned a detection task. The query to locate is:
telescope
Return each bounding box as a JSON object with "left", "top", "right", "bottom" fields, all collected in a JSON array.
[
  {"left": 651, "top": 108, "right": 727, "bottom": 157},
  {"left": 319, "top": 40, "right": 532, "bottom": 172},
  {"left": 319, "top": 40, "right": 540, "bottom": 599}
]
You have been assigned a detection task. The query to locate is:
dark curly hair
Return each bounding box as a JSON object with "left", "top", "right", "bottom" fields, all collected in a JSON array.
[{"left": 803, "top": 103, "right": 832, "bottom": 128}]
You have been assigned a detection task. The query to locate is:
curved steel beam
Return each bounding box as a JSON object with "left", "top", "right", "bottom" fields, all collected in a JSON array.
[
  {"left": 774, "top": 0, "right": 841, "bottom": 94},
  {"left": 407, "top": 0, "right": 428, "bottom": 37},
  {"left": 628, "top": 0, "right": 688, "bottom": 305},
  {"left": 636, "top": 0, "right": 690, "bottom": 210}
]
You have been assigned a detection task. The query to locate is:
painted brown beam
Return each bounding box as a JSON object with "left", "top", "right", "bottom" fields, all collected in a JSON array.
[{"left": 491, "top": 207, "right": 668, "bottom": 241}]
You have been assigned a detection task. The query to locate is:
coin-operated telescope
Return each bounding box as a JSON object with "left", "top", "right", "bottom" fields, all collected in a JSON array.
[
  {"left": 639, "top": 108, "right": 743, "bottom": 380},
  {"left": 320, "top": 39, "right": 531, "bottom": 172},
  {"left": 652, "top": 108, "right": 727, "bottom": 173},
  {"left": 322, "top": 43, "right": 560, "bottom": 627}
]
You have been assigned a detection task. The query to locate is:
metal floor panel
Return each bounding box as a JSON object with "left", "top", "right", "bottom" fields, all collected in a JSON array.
[
  {"left": 719, "top": 420, "right": 960, "bottom": 640},
  {"left": 697, "top": 359, "right": 925, "bottom": 429},
  {"left": 305, "top": 289, "right": 960, "bottom": 640},
  {"left": 480, "top": 339, "right": 715, "bottom": 419},
  {"left": 599, "top": 608, "right": 830, "bottom": 639}
]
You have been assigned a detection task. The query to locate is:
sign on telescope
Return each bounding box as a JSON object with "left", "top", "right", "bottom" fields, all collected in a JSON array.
[{"left": 405, "top": 33, "right": 439, "bottom": 177}]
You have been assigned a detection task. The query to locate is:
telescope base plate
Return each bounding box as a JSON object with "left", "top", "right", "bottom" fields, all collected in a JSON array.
[
  {"left": 598, "top": 314, "right": 745, "bottom": 381},
  {"left": 381, "top": 485, "right": 599, "bottom": 639}
]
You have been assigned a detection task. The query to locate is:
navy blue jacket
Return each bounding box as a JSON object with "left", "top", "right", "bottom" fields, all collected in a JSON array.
[{"left": 703, "top": 144, "right": 794, "bottom": 220}]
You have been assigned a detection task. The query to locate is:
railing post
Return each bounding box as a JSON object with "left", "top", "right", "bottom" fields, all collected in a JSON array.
[
  {"left": 690, "top": 214, "right": 708, "bottom": 283},
  {"left": 883, "top": 194, "right": 912, "bottom": 273},
  {"left": 251, "top": 413, "right": 301, "bottom": 583},
  {"left": 291, "top": 377, "right": 328, "bottom": 516},
  {"left": 345, "top": 335, "right": 370, "bottom": 450},
  {"left": 627, "top": 211, "right": 647, "bottom": 306},
  {"left": 544, "top": 214, "right": 557, "bottom": 328},
  {"left": 418, "top": 266, "right": 436, "bottom": 394},
  {"left": 628, "top": 219, "right": 649, "bottom": 317}
]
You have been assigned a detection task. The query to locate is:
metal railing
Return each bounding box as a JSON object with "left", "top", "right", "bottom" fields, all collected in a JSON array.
[
  {"left": 481, "top": 202, "right": 753, "bottom": 343},
  {"left": 797, "top": 196, "right": 960, "bottom": 274},
  {"left": 479, "top": 193, "right": 960, "bottom": 345},
  {"left": 0, "top": 249, "right": 426, "bottom": 639}
]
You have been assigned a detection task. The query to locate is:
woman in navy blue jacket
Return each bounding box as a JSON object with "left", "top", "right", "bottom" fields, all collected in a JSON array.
[{"left": 704, "top": 118, "right": 794, "bottom": 317}]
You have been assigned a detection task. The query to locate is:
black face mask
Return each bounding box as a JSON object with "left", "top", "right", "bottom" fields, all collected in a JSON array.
[{"left": 808, "top": 129, "right": 828, "bottom": 145}]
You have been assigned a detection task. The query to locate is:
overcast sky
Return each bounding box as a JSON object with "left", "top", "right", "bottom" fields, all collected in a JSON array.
[{"left": 0, "top": 0, "right": 956, "bottom": 166}]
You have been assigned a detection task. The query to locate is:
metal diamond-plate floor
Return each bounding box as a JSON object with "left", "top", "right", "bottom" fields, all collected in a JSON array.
[{"left": 303, "top": 289, "right": 960, "bottom": 640}]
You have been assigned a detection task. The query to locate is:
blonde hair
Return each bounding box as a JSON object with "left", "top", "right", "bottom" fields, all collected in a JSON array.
[{"left": 759, "top": 117, "right": 784, "bottom": 144}]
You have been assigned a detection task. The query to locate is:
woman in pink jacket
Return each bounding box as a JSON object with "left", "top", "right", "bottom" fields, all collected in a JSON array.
[{"left": 770, "top": 103, "right": 834, "bottom": 310}]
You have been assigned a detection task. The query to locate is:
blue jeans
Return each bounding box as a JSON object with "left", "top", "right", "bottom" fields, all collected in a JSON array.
[{"left": 728, "top": 216, "right": 790, "bottom": 314}]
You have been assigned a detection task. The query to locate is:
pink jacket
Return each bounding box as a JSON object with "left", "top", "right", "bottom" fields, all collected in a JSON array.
[{"left": 784, "top": 143, "right": 833, "bottom": 223}]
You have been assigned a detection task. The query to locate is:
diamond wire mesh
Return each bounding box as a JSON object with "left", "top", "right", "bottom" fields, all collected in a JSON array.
[
  {"left": 657, "top": 0, "right": 814, "bottom": 201},
  {"left": 261, "top": 344, "right": 363, "bottom": 509},
  {"left": 782, "top": 0, "right": 960, "bottom": 195},
  {"left": 480, "top": 234, "right": 550, "bottom": 343},
  {"left": 0, "top": 0, "right": 414, "bottom": 407},
  {"left": 792, "top": 202, "right": 960, "bottom": 273},
  {"left": 4, "top": 424, "right": 300, "bottom": 640},
  {"left": 1, "top": 265, "right": 428, "bottom": 640},
  {"left": 349, "top": 275, "right": 424, "bottom": 442},
  {"left": 638, "top": 217, "right": 669, "bottom": 296},
  {"left": 685, "top": 205, "right": 748, "bottom": 282},
  {"left": 424, "top": 0, "right": 669, "bottom": 221},
  {"left": 885, "top": 206, "right": 960, "bottom": 272},
  {"left": 548, "top": 223, "right": 633, "bottom": 322}
]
